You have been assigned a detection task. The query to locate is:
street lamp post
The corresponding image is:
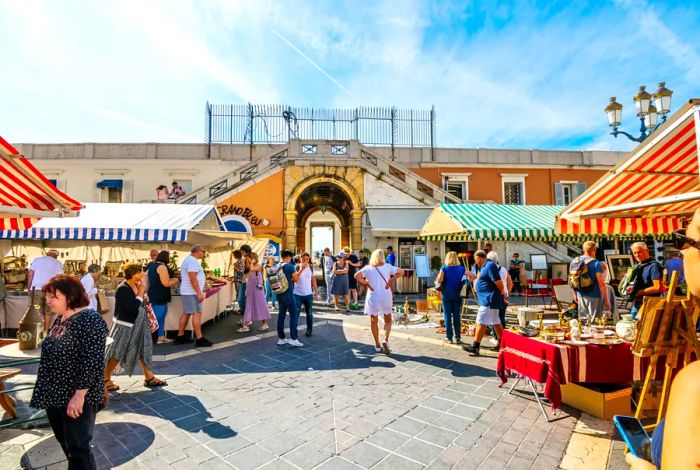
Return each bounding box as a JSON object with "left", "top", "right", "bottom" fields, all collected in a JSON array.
[{"left": 605, "top": 82, "right": 673, "bottom": 143}]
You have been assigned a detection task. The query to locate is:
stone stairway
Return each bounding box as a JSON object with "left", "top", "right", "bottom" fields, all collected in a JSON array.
[{"left": 179, "top": 140, "right": 459, "bottom": 205}]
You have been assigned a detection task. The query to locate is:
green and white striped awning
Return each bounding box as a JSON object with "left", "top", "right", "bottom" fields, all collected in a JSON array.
[{"left": 419, "top": 203, "right": 576, "bottom": 241}]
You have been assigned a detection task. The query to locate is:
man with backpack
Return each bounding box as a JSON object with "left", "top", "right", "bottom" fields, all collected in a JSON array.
[
  {"left": 271, "top": 250, "right": 303, "bottom": 347},
  {"left": 568, "top": 241, "right": 610, "bottom": 323}
]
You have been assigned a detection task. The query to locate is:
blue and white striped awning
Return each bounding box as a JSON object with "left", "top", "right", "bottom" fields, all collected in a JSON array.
[{"left": 0, "top": 203, "right": 223, "bottom": 242}]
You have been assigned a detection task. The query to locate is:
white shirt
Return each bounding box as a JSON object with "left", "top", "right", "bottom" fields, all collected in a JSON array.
[
  {"left": 358, "top": 264, "right": 398, "bottom": 315},
  {"left": 498, "top": 265, "right": 510, "bottom": 298},
  {"left": 180, "top": 255, "right": 205, "bottom": 295},
  {"left": 29, "top": 256, "right": 63, "bottom": 290},
  {"left": 81, "top": 273, "right": 97, "bottom": 310},
  {"left": 293, "top": 264, "right": 314, "bottom": 296}
]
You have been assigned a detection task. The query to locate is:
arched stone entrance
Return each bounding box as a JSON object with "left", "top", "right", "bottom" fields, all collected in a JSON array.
[{"left": 284, "top": 171, "right": 364, "bottom": 252}]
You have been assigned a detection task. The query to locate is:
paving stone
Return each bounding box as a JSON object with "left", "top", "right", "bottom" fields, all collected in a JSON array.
[
  {"left": 283, "top": 443, "right": 333, "bottom": 470},
  {"left": 341, "top": 441, "right": 389, "bottom": 468},
  {"left": 387, "top": 416, "right": 428, "bottom": 436},
  {"left": 2, "top": 322, "right": 583, "bottom": 470},
  {"left": 258, "top": 458, "right": 300, "bottom": 470},
  {"left": 405, "top": 406, "right": 444, "bottom": 423},
  {"left": 395, "top": 438, "right": 444, "bottom": 465},
  {"left": 224, "top": 444, "right": 276, "bottom": 470},
  {"left": 365, "top": 428, "right": 410, "bottom": 451},
  {"left": 447, "top": 403, "right": 484, "bottom": 420},
  {"left": 205, "top": 435, "right": 254, "bottom": 457},
  {"left": 259, "top": 431, "right": 305, "bottom": 456},
  {"left": 315, "top": 456, "right": 361, "bottom": 470},
  {"left": 416, "top": 425, "right": 460, "bottom": 448},
  {"left": 239, "top": 422, "right": 282, "bottom": 442},
  {"left": 371, "top": 453, "right": 424, "bottom": 470},
  {"left": 433, "top": 413, "right": 472, "bottom": 433}
]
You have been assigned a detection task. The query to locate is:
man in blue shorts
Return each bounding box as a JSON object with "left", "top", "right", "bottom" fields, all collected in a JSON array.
[{"left": 463, "top": 250, "right": 505, "bottom": 356}]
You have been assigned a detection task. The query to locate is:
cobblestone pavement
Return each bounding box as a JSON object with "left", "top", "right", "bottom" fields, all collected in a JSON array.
[{"left": 1, "top": 322, "right": 579, "bottom": 470}]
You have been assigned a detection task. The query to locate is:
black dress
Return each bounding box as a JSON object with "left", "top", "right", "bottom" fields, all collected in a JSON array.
[
  {"left": 347, "top": 254, "right": 359, "bottom": 289},
  {"left": 31, "top": 309, "right": 108, "bottom": 409}
]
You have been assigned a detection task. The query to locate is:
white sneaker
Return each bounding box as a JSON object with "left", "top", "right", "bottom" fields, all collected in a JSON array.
[
  {"left": 288, "top": 339, "right": 304, "bottom": 347},
  {"left": 277, "top": 338, "right": 290, "bottom": 346},
  {"left": 489, "top": 338, "right": 499, "bottom": 346}
]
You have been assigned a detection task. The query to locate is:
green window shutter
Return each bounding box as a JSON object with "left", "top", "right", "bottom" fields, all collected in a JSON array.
[{"left": 554, "top": 183, "right": 564, "bottom": 205}]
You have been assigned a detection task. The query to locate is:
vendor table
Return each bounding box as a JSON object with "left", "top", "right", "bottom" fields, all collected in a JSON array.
[
  {"left": 496, "top": 329, "right": 648, "bottom": 418},
  {"left": 0, "top": 282, "right": 234, "bottom": 333}
]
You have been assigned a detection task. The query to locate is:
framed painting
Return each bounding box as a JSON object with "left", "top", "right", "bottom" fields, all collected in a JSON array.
[
  {"left": 606, "top": 254, "right": 635, "bottom": 281},
  {"left": 530, "top": 254, "right": 548, "bottom": 271},
  {"left": 550, "top": 263, "right": 569, "bottom": 281}
]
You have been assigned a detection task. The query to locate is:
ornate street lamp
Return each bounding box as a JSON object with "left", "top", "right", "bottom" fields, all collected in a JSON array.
[{"left": 605, "top": 82, "right": 673, "bottom": 143}]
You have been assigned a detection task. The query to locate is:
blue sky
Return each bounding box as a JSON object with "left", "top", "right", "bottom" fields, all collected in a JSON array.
[{"left": 1, "top": 0, "right": 699, "bottom": 151}]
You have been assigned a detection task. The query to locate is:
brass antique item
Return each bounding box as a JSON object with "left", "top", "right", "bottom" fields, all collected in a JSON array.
[{"left": 18, "top": 288, "right": 44, "bottom": 350}]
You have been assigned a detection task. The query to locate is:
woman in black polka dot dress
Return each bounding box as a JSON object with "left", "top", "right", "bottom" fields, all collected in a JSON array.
[{"left": 30, "top": 275, "right": 108, "bottom": 470}]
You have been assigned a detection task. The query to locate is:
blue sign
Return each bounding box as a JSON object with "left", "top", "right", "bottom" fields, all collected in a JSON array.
[{"left": 414, "top": 254, "right": 431, "bottom": 278}]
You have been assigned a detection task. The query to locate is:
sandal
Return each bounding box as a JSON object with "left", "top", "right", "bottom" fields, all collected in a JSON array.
[
  {"left": 105, "top": 380, "right": 120, "bottom": 392},
  {"left": 258, "top": 324, "right": 269, "bottom": 331},
  {"left": 144, "top": 376, "right": 167, "bottom": 387},
  {"left": 237, "top": 325, "right": 250, "bottom": 333}
]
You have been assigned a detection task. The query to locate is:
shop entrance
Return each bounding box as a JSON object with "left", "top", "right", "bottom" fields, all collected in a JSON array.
[{"left": 285, "top": 178, "right": 363, "bottom": 253}]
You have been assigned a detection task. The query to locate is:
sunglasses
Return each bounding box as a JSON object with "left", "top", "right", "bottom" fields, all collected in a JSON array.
[{"left": 672, "top": 229, "right": 700, "bottom": 251}]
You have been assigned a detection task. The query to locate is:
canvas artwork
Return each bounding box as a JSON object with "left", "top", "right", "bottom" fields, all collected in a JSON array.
[{"left": 606, "top": 254, "right": 635, "bottom": 281}]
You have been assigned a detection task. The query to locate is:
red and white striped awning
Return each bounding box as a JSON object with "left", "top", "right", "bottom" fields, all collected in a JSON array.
[
  {"left": 556, "top": 99, "right": 700, "bottom": 237},
  {"left": 0, "top": 135, "right": 82, "bottom": 230}
]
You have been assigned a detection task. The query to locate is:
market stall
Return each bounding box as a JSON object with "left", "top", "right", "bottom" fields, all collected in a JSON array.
[
  {"left": 0, "top": 135, "right": 82, "bottom": 230},
  {"left": 497, "top": 330, "right": 654, "bottom": 414},
  {"left": 556, "top": 98, "right": 700, "bottom": 237},
  {"left": 419, "top": 203, "right": 585, "bottom": 289},
  {"left": 0, "top": 203, "right": 267, "bottom": 331}
]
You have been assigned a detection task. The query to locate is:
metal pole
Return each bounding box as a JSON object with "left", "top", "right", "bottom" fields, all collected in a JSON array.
[
  {"left": 391, "top": 107, "right": 397, "bottom": 160},
  {"left": 248, "top": 103, "right": 254, "bottom": 161},
  {"left": 430, "top": 106, "right": 436, "bottom": 162}
]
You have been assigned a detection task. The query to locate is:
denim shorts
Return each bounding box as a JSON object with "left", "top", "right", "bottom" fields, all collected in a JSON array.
[{"left": 181, "top": 295, "right": 202, "bottom": 313}]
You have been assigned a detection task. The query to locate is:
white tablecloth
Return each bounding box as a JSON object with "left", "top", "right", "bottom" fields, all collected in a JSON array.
[{"left": 0, "top": 282, "right": 234, "bottom": 332}]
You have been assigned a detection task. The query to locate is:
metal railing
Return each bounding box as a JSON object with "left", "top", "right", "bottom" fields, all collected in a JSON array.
[{"left": 203, "top": 103, "right": 437, "bottom": 160}]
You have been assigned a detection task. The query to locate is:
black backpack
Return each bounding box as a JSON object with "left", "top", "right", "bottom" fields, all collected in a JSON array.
[{"left": 568, "top": 257, "right": 596, "bottom": 294}]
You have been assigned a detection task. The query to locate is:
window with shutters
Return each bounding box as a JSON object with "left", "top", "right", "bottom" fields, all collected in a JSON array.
[{"left": 554, "top": 181, "right": 587, "bottom": 205}]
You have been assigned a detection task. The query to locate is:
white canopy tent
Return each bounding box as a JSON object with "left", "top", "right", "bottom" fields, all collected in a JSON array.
[{"left": 1, "top": 203, "right": 268, "bottom": 274}]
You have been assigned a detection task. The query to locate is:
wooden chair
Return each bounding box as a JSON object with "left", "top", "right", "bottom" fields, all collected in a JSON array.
[{"left": 523, "top": 281, "right": 550, "bottom": 308}]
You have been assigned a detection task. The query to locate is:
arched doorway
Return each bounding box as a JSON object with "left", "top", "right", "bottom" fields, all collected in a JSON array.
[{"left": 285, "top": 177, "right": 363, "bottom": 253}]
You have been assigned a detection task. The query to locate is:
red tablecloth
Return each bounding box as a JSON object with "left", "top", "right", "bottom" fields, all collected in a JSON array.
[
  {"left": 496, "top": 330, "right": 649, "bottom": 410},
  {"left": 497, "top": 330, "right": 566, "bottom": 409}
]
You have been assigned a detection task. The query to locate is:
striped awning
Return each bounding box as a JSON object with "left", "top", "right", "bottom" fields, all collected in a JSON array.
[
  {"left": 0, "top": 203, "right": 224, "bottom": 243},
  {"left": 0, "top": 135, "right": 82, "bottom": 230},
  {"left": 556, "top": 99, "right": 700, "bottom": 237},
  {"left": 419, "top": 203, "right": 572, "bottom": 241}
]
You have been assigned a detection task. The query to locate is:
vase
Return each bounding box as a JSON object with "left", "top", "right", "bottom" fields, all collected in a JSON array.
[{"left": 615, "top": 314, "right": 637, "bottom": 342}]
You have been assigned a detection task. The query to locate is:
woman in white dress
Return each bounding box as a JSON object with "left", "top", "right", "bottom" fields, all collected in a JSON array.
[{"left": 354, "top": 249, "right": 403, "bottom": 354}]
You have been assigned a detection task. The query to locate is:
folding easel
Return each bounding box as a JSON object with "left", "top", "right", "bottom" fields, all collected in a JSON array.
[{"left": 632, "top": 272, "right": 700, "bottom": 430}]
